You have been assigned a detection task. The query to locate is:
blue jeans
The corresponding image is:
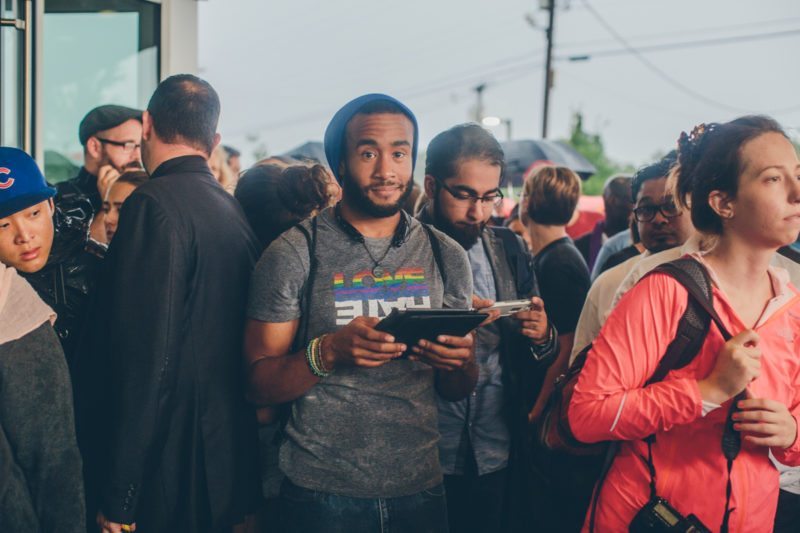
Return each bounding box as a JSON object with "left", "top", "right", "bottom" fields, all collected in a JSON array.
[{"left": 278, "top": 478, "right": 449, "bottom": 533}]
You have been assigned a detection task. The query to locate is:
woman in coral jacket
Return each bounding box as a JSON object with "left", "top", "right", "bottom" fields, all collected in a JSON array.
[{"left": 569, "top": 115, "right": 800, "bottom": 533}]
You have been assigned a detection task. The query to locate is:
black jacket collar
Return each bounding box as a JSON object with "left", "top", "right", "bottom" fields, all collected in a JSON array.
[{"left": 150, "top": 155, "right": 211, "bottom": 180}]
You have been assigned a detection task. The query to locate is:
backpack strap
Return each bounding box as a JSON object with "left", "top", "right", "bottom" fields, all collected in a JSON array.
[
  {"left": 491, "top": 226, "right": 537, "bottom": 297},
  {"left": 275, "top": 217, "right": 318, "bottom": 444},
  {"left": 420, "top": 223, "right": 447, "bottom": 288},
  {"left": 291, "top": 216, "right": 319, "bottom": 353}
]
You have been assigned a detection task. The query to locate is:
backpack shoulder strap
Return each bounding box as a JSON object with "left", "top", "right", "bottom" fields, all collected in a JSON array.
[
  {"left": 291, "top": 217, "right": 318, "bottom": 353},
  {"left": 421, "top": 222, "right": 447, "bottom": 288},
  {"left": 275, "top": 217, "right": 318, "bottom": 443},
  {"left": 645, "top": 257, "right": 732, "bottom": 384},
  {"left": 491, "top": 225, "right": 536, "bottom": 297}
]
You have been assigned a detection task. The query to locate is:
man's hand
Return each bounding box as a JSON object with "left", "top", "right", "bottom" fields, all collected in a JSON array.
[
  {"left": 321, "top": 316, "right": 406, "bottom": 370},
  {"left": 733, "top": 398, "right": 798, "bottom": 449},
  {"left": 97, "top": 511, "right": 135, "bottom": 533},
  {"left": 410, "top": 333, "right": 475, "bottom": 371},
  {"left": 513, "top": 296, "right": 549, "bottom": 343},
  {"left": 472, "top": 295, "right": 501, "bottom": 327},
  {"left": 97, "top": 164, "right": 120, "bottom": 200}
]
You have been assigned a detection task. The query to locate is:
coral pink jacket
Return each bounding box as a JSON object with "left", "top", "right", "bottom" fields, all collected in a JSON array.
[{"left": 569, "top": 265, "right": 800, "bottom": 532}]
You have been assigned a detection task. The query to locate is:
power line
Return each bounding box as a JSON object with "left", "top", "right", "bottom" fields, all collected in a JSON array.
[
  {"left": 559, "top": 28, "right": 800, "bottom": 61},
  {"left": 557, "top": 16, "right": 800, "bottom": 49},
  {"left": 230, "top": 10, "right": 800, "bottom": 136},
  {"left": 579, "top": 0, "right": 800, "bottom": 115}
]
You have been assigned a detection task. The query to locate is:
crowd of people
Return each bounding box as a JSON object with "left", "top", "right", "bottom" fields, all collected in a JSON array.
[{"left": 1, "top": 73, "right": 800, "bottom": 533}]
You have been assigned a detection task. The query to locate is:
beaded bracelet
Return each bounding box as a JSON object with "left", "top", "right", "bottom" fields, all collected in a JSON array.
[{"left": 306, "top": 335, "right": 331, "bottom": 378}]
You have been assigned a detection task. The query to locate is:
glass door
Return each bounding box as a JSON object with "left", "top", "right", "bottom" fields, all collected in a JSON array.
[
  {"left": 42, "top": 0, "right": 160, "bottom": 182},
  {"left": 1, "top": 0, "right": 31, "bottom": 150}
]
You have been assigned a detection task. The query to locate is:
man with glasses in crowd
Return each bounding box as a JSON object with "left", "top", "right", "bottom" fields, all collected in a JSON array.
[
  {"left": 571, "top": 152, "right": 692, "bottom": 363},
  {"left": 56, "top": 105, "right": 143, "bottom": 242},
  {"left": 418, "top": 123, "right": 557, "bottom": 533}
]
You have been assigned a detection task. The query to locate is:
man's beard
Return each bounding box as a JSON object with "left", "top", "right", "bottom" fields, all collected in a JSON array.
[
  {"left": 341, "top": 167, "right": 413, "bottom": 219},
  {"left": 100, "top": 151, "right": 143, "bottom": 174},
  {"left": 432, "top": 199, "right": 486, "bottom": 249}
]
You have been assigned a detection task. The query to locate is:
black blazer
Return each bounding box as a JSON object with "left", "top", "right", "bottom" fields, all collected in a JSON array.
[{"left": 85, "top": 156, "right": 260, "bottom": 531}]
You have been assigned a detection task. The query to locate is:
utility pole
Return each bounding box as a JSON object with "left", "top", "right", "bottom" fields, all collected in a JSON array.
[
  {"left": 474, "top": 83, "right": 487, "bottom": 122},
  {"left": 541, "top": 0, "right": 555, "bottom": 138}
]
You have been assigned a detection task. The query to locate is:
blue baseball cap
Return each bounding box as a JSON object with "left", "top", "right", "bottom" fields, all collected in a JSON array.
[{"left": 0, "top": 147, "right": 56, "bottom": 219}]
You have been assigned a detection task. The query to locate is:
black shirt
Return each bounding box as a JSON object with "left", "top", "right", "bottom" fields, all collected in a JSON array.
[
  {"left": 532, "top": 237, "right": 591, "bottom": 335},
  {"left": 55, "top": 167, "right": 101, "bottom": 214},
  {"left": 596, "top": 245, "right": 641, "bottom": 276}
]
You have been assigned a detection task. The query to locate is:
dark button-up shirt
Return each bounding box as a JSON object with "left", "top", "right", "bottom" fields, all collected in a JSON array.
[{"left": 438, "top": 240, "right": 510, "bottom": 476}]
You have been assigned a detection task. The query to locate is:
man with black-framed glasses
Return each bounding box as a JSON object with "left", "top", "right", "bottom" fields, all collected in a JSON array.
[
  {"left": 56, "top": 105, "right": 143, "bottom": 243},
  {"left": 419, "top": 123, "right": 558, "bottom": 533},
  {"left": 571, "top": 151, "right": 693, "bottom": 364}
]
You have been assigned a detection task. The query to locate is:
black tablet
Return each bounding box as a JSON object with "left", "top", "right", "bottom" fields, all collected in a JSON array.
[{"left": 375, "top": 308, "right": 487, "bottom": 355}]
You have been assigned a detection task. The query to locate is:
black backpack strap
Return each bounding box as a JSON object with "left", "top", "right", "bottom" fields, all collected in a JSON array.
[
  {"left": 275, "top": 217, "right": 318, "bottom": 443},
  {"left": 421, "top": 223, "right": 447, "bottom": 288},
  {"left": 491, "top": 226, "right": 537, "bottom": 297},
  {"left": 649, "top": 257, "right": 732, "bottom": 343},
  {"left": 291, "top": 217, "right": 319, "bottom": 353}
]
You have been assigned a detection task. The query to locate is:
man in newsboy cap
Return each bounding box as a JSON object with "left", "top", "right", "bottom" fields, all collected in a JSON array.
[{"left": 56, "top": 105, "right": 143, "bottom": 242}]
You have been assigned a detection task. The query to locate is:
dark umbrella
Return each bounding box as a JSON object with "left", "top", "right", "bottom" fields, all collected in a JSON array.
[
  {"left": 280, "top": 141, "right": 327, "bottom": 165},
  {"left": 501, "top": 139, "right": 596, "bottom": 186}
]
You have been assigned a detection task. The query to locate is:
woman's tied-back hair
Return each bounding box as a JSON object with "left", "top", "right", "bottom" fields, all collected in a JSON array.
[
  {"left": 279, "top": 164, "right": 337, "bottom": 218},
  {"left": 235, "top": 163, "right": 336, "bottom": 249},
  {"left": 674, "top": 115, "right": 786, "bottom": 235}
]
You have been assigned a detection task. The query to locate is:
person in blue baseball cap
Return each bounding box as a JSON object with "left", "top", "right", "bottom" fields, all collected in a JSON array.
[
  {"left": 0, "top": 148, "right": 86, "bottom": 532},
  {"left": 245, "top": 94, "right": 477, "bottom": 533},
  {"left": 0, "top": 147, "right": 57, "bottom": 273},
  {"left": 0, "top": 146, "right": 104, "bottom": 368}
]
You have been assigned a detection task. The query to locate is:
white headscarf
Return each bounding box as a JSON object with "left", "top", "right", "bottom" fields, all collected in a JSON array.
[{"left": 0, "top": 262, "right": 56, "bottom": 346}]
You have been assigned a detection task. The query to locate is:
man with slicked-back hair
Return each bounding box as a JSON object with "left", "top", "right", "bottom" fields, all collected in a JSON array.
[{"left": 86, "top": 74, "right": 260, "bottom": 533}]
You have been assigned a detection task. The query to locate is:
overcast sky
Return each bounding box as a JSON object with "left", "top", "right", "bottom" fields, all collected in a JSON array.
[{"left": 198, "top": 0, "right": 800, "bottom": 169}]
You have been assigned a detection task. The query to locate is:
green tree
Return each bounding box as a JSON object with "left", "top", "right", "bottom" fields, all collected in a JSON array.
[{"left": 562, "top": 112, "right": 634, "bottom": 195}]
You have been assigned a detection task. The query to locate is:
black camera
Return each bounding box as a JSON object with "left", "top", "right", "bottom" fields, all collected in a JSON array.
[{"left": 629, "top": 497, "right": 711, "bottom": 533}]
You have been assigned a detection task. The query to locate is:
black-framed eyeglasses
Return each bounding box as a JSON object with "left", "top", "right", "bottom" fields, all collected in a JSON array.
[
  {"left": 96, "top": 137, "right": 141, "bottom": 153},
  {"left": 436, "top": 178, "right": 504, "bottom": 208},
  {"left": 633, "top": 200, "right": 682, "bottom": 222}
]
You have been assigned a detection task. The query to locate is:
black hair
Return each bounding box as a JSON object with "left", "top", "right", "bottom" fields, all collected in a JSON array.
[
  {"left": 631, "top": 150, "right": 677, "bottom": 202},
  {"left": 425, "top": 123, "right": 505, "bottom": 184},
  {"left": 115, "top": 169, "right": 149, "bottom": 189},
  {"left": 147, "top": 74, "right": 220, "bottom": 154},
  {"left": 675, "top": 115, "right": 786, "bottom": 235}
]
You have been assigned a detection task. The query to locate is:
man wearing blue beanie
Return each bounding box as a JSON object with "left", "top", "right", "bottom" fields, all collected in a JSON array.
[{"left": 245, "top": 94, "right": 477, "bottom": 532}]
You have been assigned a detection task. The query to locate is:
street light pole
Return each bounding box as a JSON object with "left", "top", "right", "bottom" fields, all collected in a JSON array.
[
  {"left": 474, "top": 83, "right": 487, "bottom": 122},
  {"left": 541, "top": 0, "right": 555, "bottom": 138}
]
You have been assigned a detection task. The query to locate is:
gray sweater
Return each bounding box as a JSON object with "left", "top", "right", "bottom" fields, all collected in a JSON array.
[{"left": 0, "top": 322, "right": 85, "bottom": 533}]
